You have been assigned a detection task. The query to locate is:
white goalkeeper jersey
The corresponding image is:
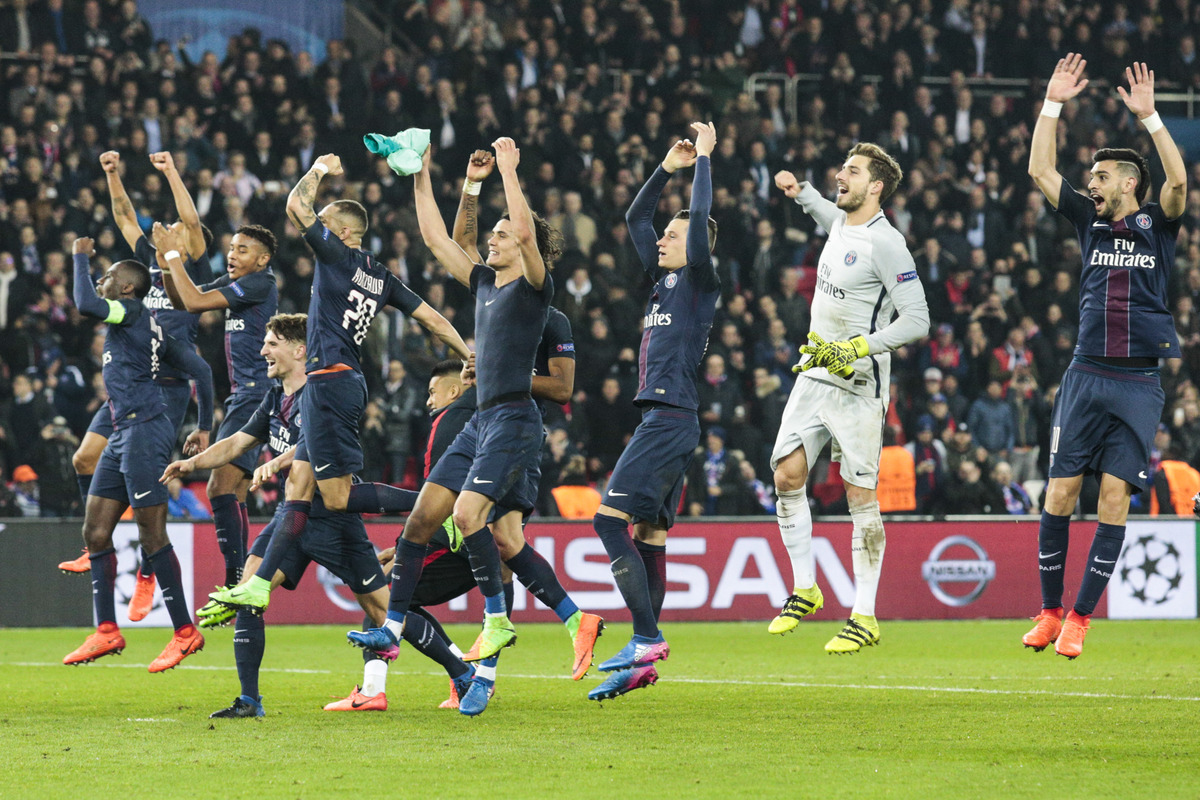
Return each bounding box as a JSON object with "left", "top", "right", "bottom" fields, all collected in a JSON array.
[{"left": 793, "top": 183, "right": 930, "bottom": 399}]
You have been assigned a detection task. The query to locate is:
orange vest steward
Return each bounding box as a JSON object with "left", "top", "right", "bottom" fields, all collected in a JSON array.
[{"left": 877, "top": 445, "right": 916, "bottom": 512}]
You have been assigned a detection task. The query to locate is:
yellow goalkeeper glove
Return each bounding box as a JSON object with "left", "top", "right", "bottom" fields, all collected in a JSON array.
[{"left": 792, "top": 332, "right": 869, "bottom": 379}]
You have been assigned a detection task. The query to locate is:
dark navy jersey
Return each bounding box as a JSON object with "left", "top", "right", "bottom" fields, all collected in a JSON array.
[
  {"left": 626, "top": 159, "right": 720, "bottom": 410},
  {"left": 1056, "top": 177, "right": 1181, "bottom": 359},
  {"left": 240, "top": 382, "right": 304, "bottom": 461},
  {"left": 100, "top": 299, "right": 168, "bottom": 426},
  {"left": 534, "top": 306, "right": 574, "bottom": 414},
  {"left": 133, "top": 236, "right": 207, "bottom": 382},
  {"left": 201, "top": 268, "right": 277, "bottom": 394},
  {"left": 425, "top": 385, "right": 476, "bottom": 479},
  {"left": 470, "top": 264, "right": 553, "bottom": 406},
  {"left": 302, "top": 220, "right": 422, "bottom": 374}
]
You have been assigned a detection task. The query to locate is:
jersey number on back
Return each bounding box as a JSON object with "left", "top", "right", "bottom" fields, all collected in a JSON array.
[
  {"left": 342, "top": 289, "right": 379, "bottom": 346},
  {"left": 149, "top": 315, "right": 163, "bottom": 377}
]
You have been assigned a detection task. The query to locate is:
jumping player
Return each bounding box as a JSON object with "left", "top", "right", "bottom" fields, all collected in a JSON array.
[
  {"left": 151, "top": 203, "right": 278, "bottom": 592},
  {"left": 209, "top": 152, "right": 469, "bottom": 614},
  {"left": 349, "top": 137, "right": 559, "bottom": 713},
  {"left": 769, "top": 145, "right": 929, "bottom": 654},
  {"left": 451, "top": 149, "right": 603, "bottom": 681},
  {"left": 59, "top": 150, "right": 212, "bottom": 623},
  {"left": 64, "top": 237, "right": 214, "bottom": 673},
  {"left": 587, "top": 122, "right": 721, "bottom": 701},
  {"left": 1023, "top": 57, "right": 1185, "bottom": 659}
]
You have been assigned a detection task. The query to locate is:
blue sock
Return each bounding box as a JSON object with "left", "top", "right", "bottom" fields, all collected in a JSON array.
[
  {"left": 76, "top": 473, "right": 92, "bottom": 506},
  {"left": 89, "top": 548, "right": 118, "bottom": 625},
  {"left": 254, "top": 500, "right": 309, "bottom": 582},
  {"left": 139, "top": 545, "right": 154, "bottom": 578},
  {"left": 233, "top": 609, "right": 265, "bottom": 700},
  {"left": 344, "top": 482, "right": 419, "bottom": 515},
  {"left": 386, "top": 538, "right": 429, "bottom": 623},
  {"left": 1037, "top": 510, "right": 1071, "bottom": 609},
  {"left": 506, "top": 543, "right": 576, "bottom": 622},
  {"left": 1075, "top": 522, "right": 1126, "bottom": 616},
  {"left": 635, "top": 539, "right": 667, "bottom": 622},
  {"left": 146, "top": 543, "right": 192, "bottom": 630},
  {"left": 462, "top": 527, "right": 506, "bottom": 614},
  {"left": 211, "top": 493, "right": 244, "bottom": 586},
  {"left": 593, "top": 513, "right": 657, "bottom": 638},
  {"left": 403, "top": 611, "right": 470, "bottom": 679}
]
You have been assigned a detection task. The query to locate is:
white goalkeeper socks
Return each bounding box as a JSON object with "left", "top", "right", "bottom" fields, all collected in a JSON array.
[
  {"left": 849, "top": 500, "right": 886, "bottom": 618},
  {"left": 776, "top": 487, "right": 815, "bottom": 591}
]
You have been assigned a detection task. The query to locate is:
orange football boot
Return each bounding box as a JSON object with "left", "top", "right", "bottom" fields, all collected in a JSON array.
[
  {"left": 1021, "top": 608, "right": 1064, "bottom": 651},
  {"left": 324, "top": 686, "right": 387, "bottom": 711},
  {"left": 58, "top": 549, "right": 91, "bottom": 574},
  {"left": 64, "top": 623, "right": 126, "bottom": 665},
  {"left": 1055, "top": 610, "right": 1091, "bottom": 659},
  {"left": 127, "top": 570, "right": 157, "bottom": 622},
  {"left": 571, "top": 612, "right": 604, "bottom": 680},
  {"left": 148, "top": 625, "right": 205, "bottom": 673}
]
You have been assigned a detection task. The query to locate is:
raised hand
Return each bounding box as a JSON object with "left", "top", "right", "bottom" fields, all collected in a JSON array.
[
  {"left": 99, "top": 151, "right": 120, "bottom": 173},
  {"left": 72, "top": 237, "right": 95, "bottom": 256},
  {"left": 466, "top": 150, "right": 495, "bottom": 182},
  {"left": 151, "top": 221, "right": 183, "bottom": 251},
  {"left": 315, "top": 153, "right": 343, "bottom": 176},
  {"left": 1045, "top": 52, "right": 1088, "bottom": 103},
  {"left": 691, "top": 121, "right": 717, "bottom": 157},
  {"left": 149, "top": 151, "right": 176, "bottom": 174},
  {"left": 492, "top": 137, "right": 520, "bottom": 172},
  {"left": 775, "top": 170, "right": 802, "bottom": 199},
  {"left": 662, "top": 138, "right": 697, "bottom": 173},
  {"left": 1117, "top": 61, "right": 1155, "bottom": 119}
]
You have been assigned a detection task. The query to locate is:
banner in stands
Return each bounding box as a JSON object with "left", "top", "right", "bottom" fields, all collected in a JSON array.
[
  {"left": 182, "top": 519, "right": 1199, "bottom": 625},
  {"left": 143, "top": 1, "right": 343, "bottom": 64},
  {"left": 1107, "top": 520, "right": 1198, "bottom": 620}
]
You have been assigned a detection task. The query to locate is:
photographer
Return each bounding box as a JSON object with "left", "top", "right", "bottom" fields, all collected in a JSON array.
[{"left": 33, "top": 416, "right": 79, "bottom": 516}]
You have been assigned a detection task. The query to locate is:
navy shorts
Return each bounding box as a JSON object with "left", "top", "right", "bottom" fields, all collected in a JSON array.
[
  {"left": 409, "top": 546, "right": 477, "bottom": 608},
  {"left": 493, "top": 426, "right": 546, "bottom": 518},
  {"left": 427, "top": 399, "right": 543, "bottom": 504},
  {"left": 215, "top": 389, "right": 267, "bottom": 475},
  {"left": 249, "top": 505, "right": 387, "bottom": 593},
  {"left": 603, "top": 405, "right": 700, "bottom": 529},
  {"left": 1049, "top": 359, "right": 1165, "bottom": 489},
  {"left": 85, "top": 382, "right": 191, "bottom": 440},
  {"left": 89, "top": 413, "right": 175, "bottom": 508},
  {"left": 293, "top": 370, "right": 366, "bottom": 477}
]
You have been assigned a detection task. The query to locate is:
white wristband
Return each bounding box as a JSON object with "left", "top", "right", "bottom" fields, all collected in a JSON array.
[
  {"left": 163, "top": 250, "right": 181, "bottom": 262},
  {"left": 463, "top": 178, "right": 481, "bottom": 196},
  {"left": 1040, "top": 99, "right": 1063, "bottom": 118},
  {"left": 1141, "top": 111, "right": 1164, "bottom": 134},
  {"left": 313, "top": 162, "right": 329, "bottom": 176}
]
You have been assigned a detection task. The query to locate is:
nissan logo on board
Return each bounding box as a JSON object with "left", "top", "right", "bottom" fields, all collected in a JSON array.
[{"left": 921, "top": 535, "right": 996, "bottom": 607}]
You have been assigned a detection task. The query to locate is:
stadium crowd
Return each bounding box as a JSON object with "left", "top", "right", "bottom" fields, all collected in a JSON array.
[{"left": 2, "top": 0, "right": 1200, "bottom": 519}]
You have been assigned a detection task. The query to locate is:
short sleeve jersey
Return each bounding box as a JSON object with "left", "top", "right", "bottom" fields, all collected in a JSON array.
[
  {"left": 302, "top": 221, "right": 422, "bottom": 373},
  {"left": 240, "top": 383, "right": 304, "bottom": 462},
  {"left": 133, "top": 236, "right": 207, "bottom": 382},
  {"left": 102, "top": 298, "right": 168, "bottom": 428},
  {"left": 1055, "top": 177, "right": 1181, "bottom": 359},
  {"left": 199, "top": 268, "right": 277, "bottom": 395},
  {"left": 534, "top": 306, "right": 574, "bottom": 414},
  {"left": 470, "top": 264, "right": 553, "bottom": 406}
]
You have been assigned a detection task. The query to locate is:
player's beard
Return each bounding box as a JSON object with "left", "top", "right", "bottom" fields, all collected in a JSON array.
[
  {"left": 1093, "top": 189, "right": 1121, "bottom": 220},
  {"left": 836, "top": 185, "right": 868, "bottom": 212}
]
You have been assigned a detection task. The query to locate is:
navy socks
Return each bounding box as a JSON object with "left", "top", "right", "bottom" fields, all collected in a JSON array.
[
  {"left": 233, "top": 609, "right": 265, "bottom": 700},
  {"left": 635, "top": 539, "right": 667, "bottom": 622},
  {"left": 463, "top": 527, "right": 506, "bottom": 611},
  {"left": 90, "top": 548, "right": 118, "bottom": 625},
  {"left": 1037, "top": 510, "right": 1070, "bottom": 610},
  {"left": 254, "top": 500, "right": 309, "bottom": 582},
  {"left": 211, "top": 493, "right": 243, "bottom": 586},
  {"left": 1075, "top": 522, "right": 1126, "bottom": 616},
  {"left": 506, "top": 543, "right": 576, "bottom": 622},
  {"left": 594, "top": 513, "right": 657, "bottom": 638},
  {"left": 146, "top": 543, "right": 191, "bottom": 630},
  {"left": 344, "top": 482, "right": 419, "bottom": 515},
  {"left": 386, "top": 538, "right": 429, "bottom": 623}
]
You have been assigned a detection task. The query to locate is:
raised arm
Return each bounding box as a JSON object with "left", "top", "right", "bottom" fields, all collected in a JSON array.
[
  {"left": 150, "top": 151, "right": 206, "bottom": 259},
  {"left": 1118, "top": 61, "right": 1186, "bottom": 219},
  {"left": 628, "top": 140, "right": 692, "bottom": 272},
  {"left": 492, "top": 137, "right": 546, "bottom": 289},
  {"left": 410, "top": 301, "right": 472, "bottom": 361},
  {"left": 100, "top": 151, "right": 144, "bottom": 251},
  {"left": 161, "top": 334, "right": 213, "bottom": 431},
  {"left": 413, "top": 146, "right": 477, "bottom": 287},
  {"left": 152, "top": 223, "right": 229, "bottom": 311},
  {"left": 687, "top": 122, "right": 718, "bottom": 289},
  {"left": 451, "top": 150, "right": 494, "bottom": 264},
  {"left": 286, "top": 154, "right": 340, "bottom": 231},
  {"left": 1029, "top": 53, "right": 1089, "bottom": 209},
  {"left": 71, "top": 238, "right": 114, "bottom": 320},
  {"left": 775, "top": 170, "right": 842, "bottom": 231}
]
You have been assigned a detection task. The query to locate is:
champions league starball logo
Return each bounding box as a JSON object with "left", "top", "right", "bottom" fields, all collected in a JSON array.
[{"left": 1119, "top": 533, "right": 1185, "bottom": 605}]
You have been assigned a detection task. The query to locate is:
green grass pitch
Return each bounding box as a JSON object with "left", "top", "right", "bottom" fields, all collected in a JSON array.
[{"left": 2, "top": 619, "right": 1198, "bottom": 799}]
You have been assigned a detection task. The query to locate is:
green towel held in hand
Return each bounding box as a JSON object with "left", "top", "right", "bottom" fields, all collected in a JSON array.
[{"left": 363, "top": 129, "right": 431, "bottom": 176}]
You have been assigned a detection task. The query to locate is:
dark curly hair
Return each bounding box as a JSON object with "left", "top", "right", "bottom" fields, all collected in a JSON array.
[
  {"left": 236, "top": 224, "right": 278, "bottom": 257},
  {"left": 502, "top": 211, "right": 563, "bottom": 270}
]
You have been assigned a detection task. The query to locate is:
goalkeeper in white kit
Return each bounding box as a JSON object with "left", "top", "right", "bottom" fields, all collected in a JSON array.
[{"left": 770, "top": 143, "right": 929, "bottom": 653}]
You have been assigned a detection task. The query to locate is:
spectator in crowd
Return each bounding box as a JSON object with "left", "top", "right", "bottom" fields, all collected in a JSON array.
[
  {"left": 380, "top": 358, "right": 424, "bottom": 487},
  {"left": 738, "top": 459, "right": 776, "bottom": 515},
  {"left": 938, "top": 459, "right": 1004, "bottom": 515},
  {"left": 12, "top": 463, "right": 39, "bottom": 516},
  {"left": 166, "top": 476, "right": 213, "bottom": 520},
  {"left": 992, "top": 460, "right": 1034, "bottom": 515},
  {"left": 33, "top": 416, "right": 78, "bottom": 516},
  {"left": 967, "top": 379, "right": 1015, "bottom": 461},
  {"left": 688, "top": 427, "right": 748, "bottom": 517},
  {"left": 878, "top": 426, "right": 917, "bottom": 513},
  {"left": 906, "top": 414, "right": 948, "bottom": 513}
]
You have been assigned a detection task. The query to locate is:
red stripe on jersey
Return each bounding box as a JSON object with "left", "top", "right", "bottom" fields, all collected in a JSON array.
[
  {"left": 1104, "top": 268, "right": 1131, "bottom": 357},
  {"left": 425, "top": 407, "right": 445, "bottom": 478}
]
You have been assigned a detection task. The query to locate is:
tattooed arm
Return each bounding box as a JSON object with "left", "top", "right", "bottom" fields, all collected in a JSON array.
[
  {"left": 100, "top": 151, "right": 145, "bottom": 250},
  {"left": 451, "top": 150, "right": 494, "bottom": 264},
  {"left": 286, "top": 153, "right": 342, "bottom": 230}
]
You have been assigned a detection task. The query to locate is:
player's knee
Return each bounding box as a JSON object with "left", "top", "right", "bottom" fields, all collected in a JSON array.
[
  {"left": 451, "top": 508, "right": 479, "bottom": 536},
  {"left": 774, "top": 466, "right": 806, "bottom": 494},
  {"left": 72, "top": 450, "right": 94, "bottom": 475}
]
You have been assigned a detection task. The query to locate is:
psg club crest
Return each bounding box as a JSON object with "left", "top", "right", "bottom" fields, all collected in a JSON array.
[
  {"left": 665, "top": 273, "right": 678, "bottom": 288},
  {"left": 845, "top": 250, "right": 858, "bottom": 265},
  {"left": 1136, "top": 213, "right": 1152, "bottom": 229}
]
